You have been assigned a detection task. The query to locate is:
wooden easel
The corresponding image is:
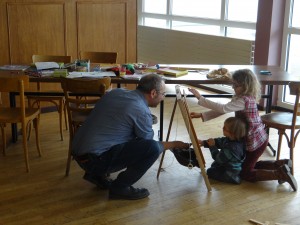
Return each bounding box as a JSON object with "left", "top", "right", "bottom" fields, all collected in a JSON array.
[{"left": 157, "top": 85, "right": 212, "bottom": 191}]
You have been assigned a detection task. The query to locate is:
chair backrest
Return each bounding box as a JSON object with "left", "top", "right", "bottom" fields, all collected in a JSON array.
[
  {"left": 79, "top": 51, "right": 118, "bottom": 63},
  {"left": 61, "top": 77, "right": 111, "bottom": 96},
  {"left": 61, "top": 77, "right": 111, "bottom": 129},
  {"left": 32, "top": 55, "right": 72, "bottom": 63},
  {"left": 289, "top": 82, "right": 300, "bottom": 125},
  {"left": 0, "top": 75, "right": 29, "bottom": 118},
  {"left": 32, "top": 55, "right": 72, "bottom": 90}
]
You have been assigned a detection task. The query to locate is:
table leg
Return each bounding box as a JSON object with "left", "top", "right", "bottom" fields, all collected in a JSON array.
[
  {"left": 9, "top": 92, "right": 18, "bottom": 143},
  {"left": 265, "top": 84, "right": 276, "bottom": 156},
  {"left": 266, "top": 84, "right": 273, "bottom": 113},
  {"left": 159, "top": 100, "right": 164, "bottom": 141}
]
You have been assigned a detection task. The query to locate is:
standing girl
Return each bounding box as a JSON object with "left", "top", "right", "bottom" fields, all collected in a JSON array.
[{"left": 188, "top": 69, "right": 297, "bottom": 191}]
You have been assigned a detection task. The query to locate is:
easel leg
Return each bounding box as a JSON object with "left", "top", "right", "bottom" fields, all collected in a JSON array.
[{"left": 157, "top": 98, "right": 177, "bottom": 179}]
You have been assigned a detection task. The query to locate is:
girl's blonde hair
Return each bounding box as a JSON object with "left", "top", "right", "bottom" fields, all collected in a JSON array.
[
  {"left": 232, "top": 69, "right": 261, "bottom": 102},
  {"left": 224, "top": 117, "right": 247, "bottom": 141}
]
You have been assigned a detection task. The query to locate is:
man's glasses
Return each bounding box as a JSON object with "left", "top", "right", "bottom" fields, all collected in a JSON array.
[{"left": 157, "top": 91, "right": 166, "bottom": 97}]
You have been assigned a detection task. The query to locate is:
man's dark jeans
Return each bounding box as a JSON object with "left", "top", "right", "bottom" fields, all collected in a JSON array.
[{"left": 75, "top": 138, "right": 163, "bottom": 188}]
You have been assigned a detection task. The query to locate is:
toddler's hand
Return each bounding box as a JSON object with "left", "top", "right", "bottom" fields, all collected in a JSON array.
[
  {"left": 207, "top": 138, "right": 215, "bottom": 147},
  {"left": 198, "top": 139, "right": 203, "bottom": 146}
]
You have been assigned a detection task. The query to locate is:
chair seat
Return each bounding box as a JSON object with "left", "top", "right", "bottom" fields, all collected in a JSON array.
[
  {"left": 72, "top": 111, "right": 91, "bottom": 124},
  {"left": 27, "top": 95, "right": 64, "bottom": 100},
  {"left": 27, "top": 91, "right": 67, "bottom": 141},
  {"left": 27, "top": 89, "right": 64, "bottom": 97},
  {"left": 0, "top": 107, "right": 40, "bottom": 123},
  {"left": 261, "top": 112, "right": 300, "bottom": 130}
]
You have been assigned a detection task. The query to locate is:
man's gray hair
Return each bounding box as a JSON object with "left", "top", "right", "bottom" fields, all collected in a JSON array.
[{"left": 136, "top": 74, "right": 165, "bottom": 93}]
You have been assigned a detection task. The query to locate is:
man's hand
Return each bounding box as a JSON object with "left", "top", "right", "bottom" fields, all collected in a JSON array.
[
  {"left": 162, "top": 141, "right": 190, "bottom": 150},
  {"left": 173, "top": 141, "right": 190, "bottom": 149}
]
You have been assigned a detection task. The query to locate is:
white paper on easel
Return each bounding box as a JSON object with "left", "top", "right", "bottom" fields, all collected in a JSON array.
[{"left": 35, "top": 62, "right": 60, "bottom": 70}]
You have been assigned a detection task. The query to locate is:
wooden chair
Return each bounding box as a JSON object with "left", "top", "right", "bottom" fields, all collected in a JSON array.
[
  {"left": 61, "top": 77, "right": 111, "bottom": 176},
  {"left": 79, "top": 51, "right": 118, "bottom": 63},
  {"left": 27, "top": 55, "right": 71, "bottom": 141},
  {"left": 261, "top": 82, "right": 300, "bottom": 174},
  {"left": 0, "top": 74, "right": 41, "bottom": 172}
]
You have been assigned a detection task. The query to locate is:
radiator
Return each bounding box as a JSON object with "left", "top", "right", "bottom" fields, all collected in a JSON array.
[{"left": 137, "top": 26, "right": 254, "bottom": 65}]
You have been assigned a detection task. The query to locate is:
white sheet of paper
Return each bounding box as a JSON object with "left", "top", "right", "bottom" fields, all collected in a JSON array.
[
  {"left": 35, "top": 62, "right": 60, "bottom": 70},
  {"left": 67, "top": 71, "right": 116, "bottom": 78}
]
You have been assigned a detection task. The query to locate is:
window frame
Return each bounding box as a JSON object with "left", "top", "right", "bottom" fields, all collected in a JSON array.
[
  {"left": 139, "top": 0, "right": 257, "bottom": 41},
  {"left": 139, "top": 0, "right": 300, "bottom": 111},
  {"left": 278, "top": 0, "right": 300, "bottom": 110}
]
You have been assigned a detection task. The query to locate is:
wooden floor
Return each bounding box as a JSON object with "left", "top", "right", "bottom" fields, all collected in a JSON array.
[{"left": 1, "top": 85, "right": 300, "bottom": 225}]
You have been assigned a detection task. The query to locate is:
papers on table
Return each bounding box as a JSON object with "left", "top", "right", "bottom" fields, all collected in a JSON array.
[
  {"left": 67, "top": 71, "right": 116, "bottom": 78},
  {"left": 121, "top": 74, "right": 144, "bottom": 80},
  {"left": 121, "top": 72, "right": 153, "bottom": 80},
  {"left": 0, "top": 65, "right": 30, "bottom": 71},
  {"left": 40, "top": 70, "right": 54, "bottom": 77},
  {"left": 35, "top": 62, "right": 60, "bottom": 70}
]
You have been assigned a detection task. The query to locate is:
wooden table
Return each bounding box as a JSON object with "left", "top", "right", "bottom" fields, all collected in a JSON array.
[{"left": 7, "top": 65, "right": 300, "bottom": 143}]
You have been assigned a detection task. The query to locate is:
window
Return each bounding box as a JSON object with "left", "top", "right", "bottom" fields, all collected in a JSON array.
[
  {"left": 139, "top": 0, "right": 257, "bottom": 93},
  {"left": 278, "top": 0, "right": 300, "bottom": 109},
  {"left": 227, "top": 0, "right": 258, "bottom": 22},
  {"left": 172, "top": 0, "right": 221, "bottom": 19},
  {"left": 143, "top": 0, "right": 167, "bottom": 14},
  {"left": 140, "top": 0, "right": 300, "bottom": 110},
  {"left": 139, "top": 0, "right": 258, "bottom": 40}
]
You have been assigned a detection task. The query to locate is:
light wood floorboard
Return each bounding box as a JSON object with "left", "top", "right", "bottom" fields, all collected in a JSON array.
[{"left": 1, "top": 84, "right": 299, "bottom": 225}]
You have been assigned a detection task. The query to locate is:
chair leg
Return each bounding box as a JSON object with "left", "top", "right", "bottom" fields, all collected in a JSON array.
[
  {"left": 27, "top": 121, "right": 32, "bottom": 141},
  {"left": 289, "top": 130, "right": 296, "bottom": 175},
  {"left": 276, "top": 132, "right": 284, "bottom": 161},
  {"left": 65, "top": 143, "right": 72, "bottom": 176},
  {"left": 63, "top": 99, "right": 68, "bottom": 130},
  {"left": 59, "top": 98, "right": 64, "bottom": 141},
  {"left": 27, "top": 98, "right": 40, "bottom": 141},
  {"left": 1, "top": 124, "right": 6, "bottom": 156},
  {"left": 21, "top": 123, "right": 30, "bottom": 172},
  {"left": 27, "top": 98, "right": 33, "bottom": 141},
  {"left": 33, "top": 118, "right": 42, "bottom": 157},
  {"left": 65, "top": 125, "right": 75, "bottom": 176},
  {"left": 290, "top": 145, "right": 295, "bottom": 175}
]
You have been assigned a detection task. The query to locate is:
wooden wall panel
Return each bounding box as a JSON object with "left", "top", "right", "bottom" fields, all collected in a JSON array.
[
  {"left": 7, "top": 2, "right": 67, "bottom": 64},
  {"left": 0, "top": 1, "right": 9, "bottom": 64},
  {"left": 77, "top": 1, "right": 132, "bottom": 63},
  {"left": 0, "top": 0, "right": 137, "bottom": 107},
  {"left": 0, "top": 0, "right": 137, "bottom": 65}
]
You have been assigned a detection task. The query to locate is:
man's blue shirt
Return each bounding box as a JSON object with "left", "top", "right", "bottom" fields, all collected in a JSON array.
[{"left": 72, "top": 88, "right": 155, "bottom": 156}]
